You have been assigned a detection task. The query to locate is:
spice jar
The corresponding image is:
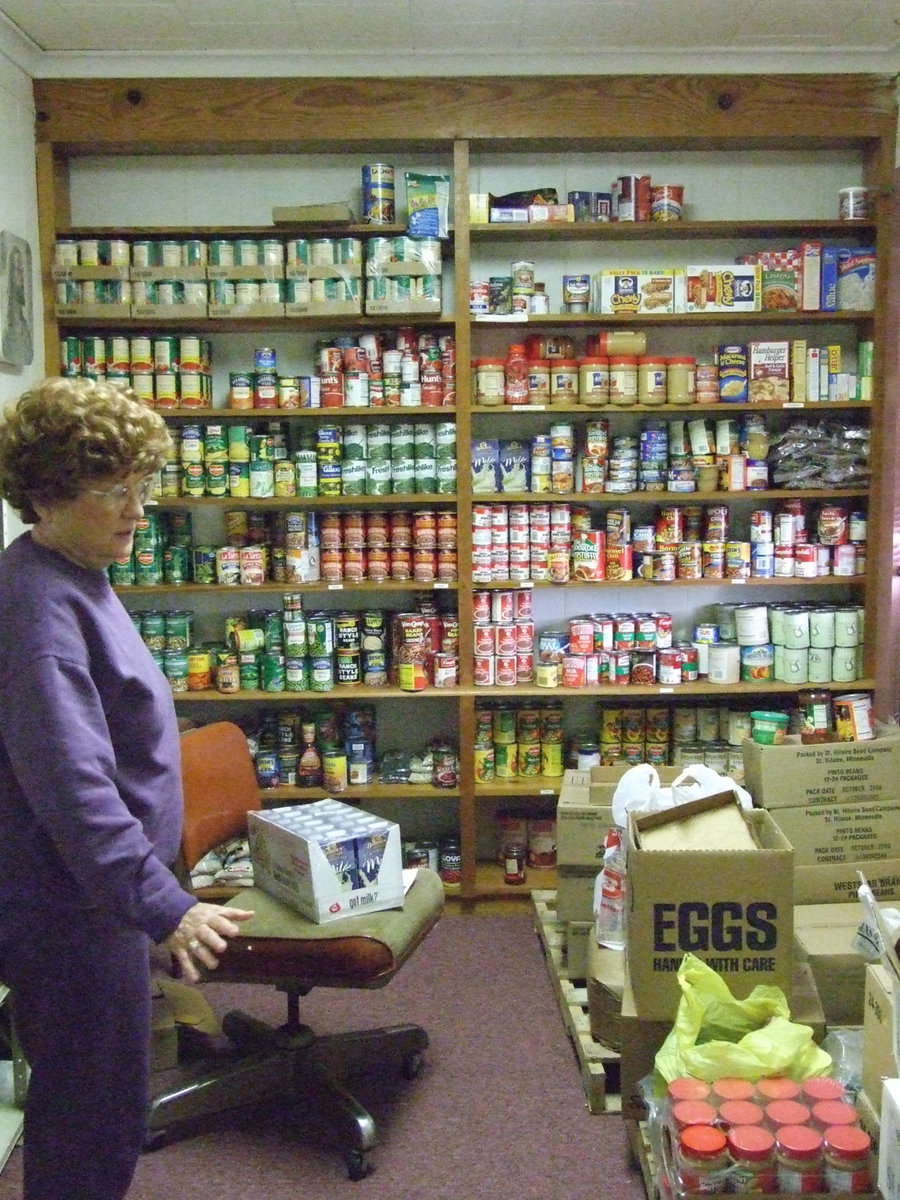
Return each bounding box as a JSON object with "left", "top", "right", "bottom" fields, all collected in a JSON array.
[
  {"left": 799, "top": 688, "right": 833, "bottom": 744},
  {"left": 578, "top": 356, "right": 610, "bottom": 405},
  {"left": 667, "top": 355, "right": 696, "bottom": 404},
  {"left": 823, "top": 1124, "right": 873, "bottom": 1194},
  {"left": 474, "top": 357, "right": 505, "bottom": 406},
  {"left": 637, "top": 355, "right": 668, "bottom": 405},
  {"left": 727, "top": 1125, "right": 778, "bottom": 1194},
  {"left": 675, "top": 1124, "right": 729, "bottom": 1194},
  {"left": 775, "top": 1125, "right": 824, "bottom": 1193},
  {"left": 502, "top": 840, "right": 527, "bottom": 884},
  {"left": 608, "top": 355, "right": 638, "bottom": 406}
]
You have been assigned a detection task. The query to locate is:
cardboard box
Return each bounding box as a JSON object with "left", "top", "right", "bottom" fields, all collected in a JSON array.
[
  {"left": 587, "top": 937, "right": 625, "bottom": 1050},
  {"left": 742, "top": 725, "right": 900, "bottom": 810},
  {"left": 879, "top": 1078, "right": 900, "bottom": 1200},
  {"left": 597, "top": 267, "right": 678, "bottom": 315},
  {"left": 556, "top": 765, "right": 682, "bottom": 867},
  {"left": 248, "top": 799, "right": 403, "bottom": 924},
  {"left": 620, "top": 960, "right": 824, "bottom": 1120},
  {"left": 793, "top": 901, "right": 871, "bottom": 1025},
  {"left": 626, "top": 792, "right": 794, "bottom": 1020},
  {"left": 684, "top": 264, "right": 761, "bottom": 312},
  {"left": 748, "top": 339, "right": 791, "bottom": 404},
  {"left": 775, "top": 801, "right": 900, "bottom": 867},
  {"left": 863, "top": 964, "right": 898, "bottom": 1112},
  {"left": 795, "top": 858, "right": 900, "bottom": 906},
  {"left": 556, "top": 865, "right": 598, "bottom": 922}
]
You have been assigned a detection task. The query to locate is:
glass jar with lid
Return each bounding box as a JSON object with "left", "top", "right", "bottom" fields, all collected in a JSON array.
[
  {"left": 473, "top": 357, "right": 505, "bottom": 406},
  {"left": 667, "top": 355, "right": 696, "bottom": 404},
  {"left": 637, "top": 355, "right": 667, "bottom": 405},
  {"left": 578, "top": 356, "right": 610, "bottom": 405}
]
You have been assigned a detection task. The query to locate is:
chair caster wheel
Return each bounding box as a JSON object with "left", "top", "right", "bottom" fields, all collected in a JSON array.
[
  {"left": 346, "top": 1149, "right": 372, "bottom": 1181},
  {"left": 402, "top": 1051, "right": 425, "bottom": 1080}
]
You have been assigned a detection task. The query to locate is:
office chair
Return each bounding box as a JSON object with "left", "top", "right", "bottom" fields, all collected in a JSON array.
[{"left": 146, "top": 721, "right": 444, "bottom": 1180}]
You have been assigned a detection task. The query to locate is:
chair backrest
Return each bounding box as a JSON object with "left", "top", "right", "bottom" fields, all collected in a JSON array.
[{"left": 179, "top": 721, "right": 261, "bottom": 870}]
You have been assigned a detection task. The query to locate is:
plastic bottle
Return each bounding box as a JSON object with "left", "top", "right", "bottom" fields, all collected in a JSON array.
[
  {"left": 593, "top": 826, "right": 626, "bottom": 948},
  {"left": 505, "top": 343, "right": 529, "bottom": 406},
  {"left": 675, "top": 1124, "right": 730, "bottom": 1194},
  {"left": 823, "top": 1124, "right": 873, "bottom": 1193},
  {"left": 298, "top": 722, "right": 323, "bottom": 787},
  {"left": 728, "top": 1124, "right": 779, "bottom": 1194},
  {"left": 775, "top": 1124, "right": 824, "bottom": 1193}
]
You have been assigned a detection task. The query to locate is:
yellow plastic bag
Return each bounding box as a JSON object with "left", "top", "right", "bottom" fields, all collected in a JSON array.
[{"left": 654, "top": 954, "right": 832, "bottom": 1084}]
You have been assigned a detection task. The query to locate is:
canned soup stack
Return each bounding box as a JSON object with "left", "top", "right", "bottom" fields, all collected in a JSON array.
[
  {"left": 60, "top": 331, "right": 213, "bottom": 409},
  {"left": 473, "top": 698, "right": 566, "bottom": 782}
]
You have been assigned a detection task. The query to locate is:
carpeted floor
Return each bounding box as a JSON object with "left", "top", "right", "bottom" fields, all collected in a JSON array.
[{"left": 0, "top": 913, "right": 648, "bottom": 1200}]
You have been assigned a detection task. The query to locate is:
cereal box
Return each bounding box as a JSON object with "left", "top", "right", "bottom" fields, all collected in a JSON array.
[
  {"left": 685, "top": 264, "right": 761, "bottom": 312},
  {"left": 749, "top": 340, "right": 791, "bottom": 404},
  {"left": 597, "top": 268, "right": 677, "bottom": 315}
]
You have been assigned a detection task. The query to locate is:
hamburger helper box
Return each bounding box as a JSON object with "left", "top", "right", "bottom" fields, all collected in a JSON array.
[
  {"left": 248, "top": 799, "right": 403, "bottom": 923},
  {"left": 625, "top": 790, "right": 793, "bottom": 1020}
]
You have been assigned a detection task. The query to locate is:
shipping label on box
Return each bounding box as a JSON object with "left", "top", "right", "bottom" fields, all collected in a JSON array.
[
  {"left": 625, "top": 792, "right": 794, "bottom": 1020},
  {"left": 598, "top": 268, "right": 676, "bottom": 315},
  {"left": 685, "top": 264, "right": 761, "bottom": 312},
  {"left": 775, "top": 801, "right": 900, "bottom": 867},
  {"left": 248, "top": 799, "right": 403, "bottom": 924},
  {"left": 742, "top": 726, "right": 900, "bottom": 809}
]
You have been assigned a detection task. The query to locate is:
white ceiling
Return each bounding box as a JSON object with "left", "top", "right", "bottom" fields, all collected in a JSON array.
[{"left": 0, "top": 0, "right": 899, "bottom": 78}]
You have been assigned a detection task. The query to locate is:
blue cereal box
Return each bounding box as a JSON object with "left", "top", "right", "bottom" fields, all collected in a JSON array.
[{"left": 471, "top": 439, "right": 500, "bottom": 492}]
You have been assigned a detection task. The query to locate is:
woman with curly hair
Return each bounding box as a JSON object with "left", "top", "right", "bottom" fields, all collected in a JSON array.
[{"left": 0, "top": 377, "right": 252, "bottom": 1200}]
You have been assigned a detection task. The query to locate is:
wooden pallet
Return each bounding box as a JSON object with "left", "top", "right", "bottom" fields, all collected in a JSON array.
[
  {"left": 625, "top": 1118, "right": 659, "bottom": 1200},
  {"left": 532, "top": 890, "right": 622, "bottom": 1115}
]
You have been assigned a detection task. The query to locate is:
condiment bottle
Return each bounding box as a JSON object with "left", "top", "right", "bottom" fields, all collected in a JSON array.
[
  {"left": 727, "top": 1124, "right": 778, "bottom": 1194},
  {"left": 526, "top": 358, "right": 551, "bottom": 405},
  {"left": 473, "top": 357, "right": 505, "bottom": 406},
  {"left": 504, "top": 343, "right": 529, "bottom": 406},
  {"left": 549, "top": 359, "right": 578, "bottom": 405},
  {"left": 823, "top": 1124, "right": 873, "bottom": 1194},
  {"left": 675, "top": 1124, "right": 729, "bottom": 1194},
  {"left": 798, "top": 688, "right": 833, "bottom": 744},
  {"left": 608, "top": 355, "right": 638, "bottom": 406},
  {"left": 298, "top": 721, "right": 323, "bottom": 787},
  {"left": 775, "top": 1124, "right": 824, "bottom": 1193},
  {"left": 578, "top": 356, "right": 610, "bottom": 405}
]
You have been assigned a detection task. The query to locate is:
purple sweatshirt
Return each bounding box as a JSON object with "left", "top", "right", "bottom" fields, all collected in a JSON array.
[{"left": 0, "top": 533, "right": 194, "bottom": 942}]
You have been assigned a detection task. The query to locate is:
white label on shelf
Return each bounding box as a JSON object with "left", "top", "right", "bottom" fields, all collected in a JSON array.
[
  {"left": 434, "top": 582, "right": 449, "bottom": 589},
  {"left": 658, "top": 687, "right": 675, "bottom": 694},
  {"left": 730, "top": 578, "right": 747, "bottom": 585},
  {"left": 474, "top": 314, "right": 526, "bottom": 323},
  {"left": 540, "top": 789, "right": 555, "bottom": 795},
  {"left": 327, "top": 583, "right": 344, "bottom": 590},
  {"left": 782, "top": 402, "right": 804, "bottom": 408},
  {"left": 519, "top": 581, "right": 534, "bottom": 589},
  {"left": 523, "top": 405, "right": 546, "bottom": 411}
]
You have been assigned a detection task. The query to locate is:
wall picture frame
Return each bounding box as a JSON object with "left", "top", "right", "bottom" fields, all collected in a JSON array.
[{"left": 0, "top": 231, "right": 34, "bottom": 366}]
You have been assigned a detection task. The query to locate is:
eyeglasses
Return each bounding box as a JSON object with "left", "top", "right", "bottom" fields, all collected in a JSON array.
[{"left": 85, "top": 477, "right": 158, "bottom": 508}]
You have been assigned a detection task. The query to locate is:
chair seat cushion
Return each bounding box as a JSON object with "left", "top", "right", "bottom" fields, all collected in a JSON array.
[{"left": 214, "top": 867, "right": 444, "bottom": 989}]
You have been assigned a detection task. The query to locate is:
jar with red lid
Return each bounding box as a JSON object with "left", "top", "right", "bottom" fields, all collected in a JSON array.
[
  {"left": 637, "top": 355, "right": 667, "bottom": 405},
  {"left": 757, "top": 1076, "right": 801, "bottom": 1102},
  {"left": 799, "top": 688, "right": 833, "bottom": 744},
  {"left": 527, "top": 358, "right": 551, "bottom": 405},
  {"left": 671, "top": 1099, "right": 718, "bottom": 1130},
  {"left": 775, "top": 1125, "right": 824, "bottom": 1193},
  {"left": 801, "top": 1076, "right": 846, "bottom": 1104},
  {"left": 608, "top": 355, "right": 638, "bottom": 406},
  {"left": 810, "top": 1098, "right": 858, "bottom": 1131},
  {"left": 474, "top": 357, "right": 506, "bottom": 406},
  {"left": 667, "top": 1077, "right": 711, "bottom": 1104},
  {"left": 727, "top": 1124, "right": 778, "bottom": 1194},
  {"left": 719, "top": 1099, "right": 765, "bottom": 1129},
  {"left": 675, "top": 1123, "right": 729, "bottom": 1194},
  {"left": 823, "top": 1124, "right": 873, "bottom": 1193},
  {"left": 578, "top": 356, "right": 610, "bottom": 405},
  {"left": 765, "top": 1098, "right": 812, "bottom": 1130},
  {"left": 549, "top": 359, "right": 578, "bottom": 405},
  {"left": 712, "top": 1076, "right": 756, "bottom": 1104},
  {"left": 667, "top": 355, "right": 697, "bottom": 404}
]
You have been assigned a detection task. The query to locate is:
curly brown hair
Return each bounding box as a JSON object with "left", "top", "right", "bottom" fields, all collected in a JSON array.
[{"left": 0, "top": 377, "right": 172, "bottom": 524}]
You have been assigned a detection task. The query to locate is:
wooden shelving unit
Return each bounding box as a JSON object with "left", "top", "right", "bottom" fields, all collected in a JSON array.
[{"left": 32, "top": 73, "right": 899, "bottom": 906}]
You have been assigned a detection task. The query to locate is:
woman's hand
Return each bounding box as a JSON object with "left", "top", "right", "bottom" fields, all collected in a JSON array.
[{"left": 164, "top": 901, "right": 254, "bottom": 983}]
